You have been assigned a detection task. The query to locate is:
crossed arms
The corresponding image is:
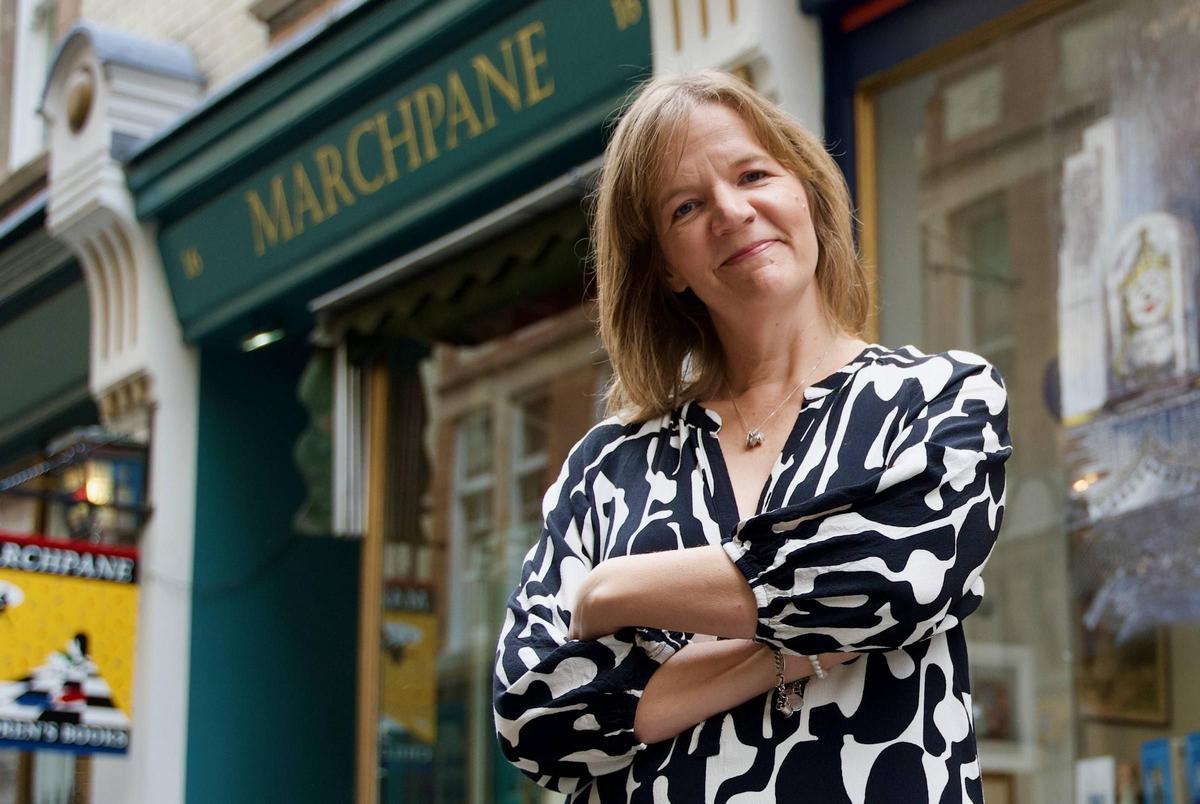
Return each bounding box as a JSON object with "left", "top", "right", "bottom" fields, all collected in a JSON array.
[{"left": 493, "top": 356, "right": 1010, "bottom": 794}]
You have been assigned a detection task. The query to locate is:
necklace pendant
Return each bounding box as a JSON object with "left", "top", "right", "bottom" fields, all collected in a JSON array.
[{"left": 746, "top": 430, "right": 765, "bottom": 448}]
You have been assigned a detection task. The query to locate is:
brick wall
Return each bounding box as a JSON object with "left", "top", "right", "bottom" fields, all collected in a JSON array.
[{"left": 79, "top": 0, "right": 268, "bottom": 93}]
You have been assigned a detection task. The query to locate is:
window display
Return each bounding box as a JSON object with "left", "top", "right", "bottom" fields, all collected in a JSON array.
[{"left": 866, "top": 1, "right": 1200, "bottom": 799}]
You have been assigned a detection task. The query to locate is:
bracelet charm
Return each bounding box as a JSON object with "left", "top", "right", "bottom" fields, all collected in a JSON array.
[{"left": 772, "top": 647, "right": 807, "bottom": 716}]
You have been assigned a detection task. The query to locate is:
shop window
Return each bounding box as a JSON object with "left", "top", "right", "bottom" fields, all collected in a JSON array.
[
  {"left": 512, "top": 394, "right": 549, "bottom": 536},
  {"left": 446, "top": 407, "right": 494, "bottom": 657},
  {"left": 952, "top": 193, "right": 1015, "bottom": 384},
  {"left": 443, "top": 394, "right": 560, "bottom": 804},
  {"left": 0, "top": 430, "right": 138, "bottom": 804},
  {"left": 862, "top": 1, "right": 1200, "bottom": 800},
  {"left": 369, "top": 307, "right": 605, "bottom": 803}
]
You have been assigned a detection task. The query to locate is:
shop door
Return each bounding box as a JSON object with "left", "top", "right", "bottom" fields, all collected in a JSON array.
[{"left": 359, "top": 309, "right": 605, "bottom": 804}]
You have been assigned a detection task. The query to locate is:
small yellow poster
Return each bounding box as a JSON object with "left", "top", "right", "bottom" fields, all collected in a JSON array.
[
  {"left": 380, "top": 582, "right": 436, "bottom": 746},
  {"left": 0, "top": 531, "right": 138, "bottom": 755}
]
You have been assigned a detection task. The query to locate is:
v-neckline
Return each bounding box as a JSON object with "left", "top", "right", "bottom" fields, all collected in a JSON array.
[{"left": 693, "top": 344, "right": 879, "bottom": 533}]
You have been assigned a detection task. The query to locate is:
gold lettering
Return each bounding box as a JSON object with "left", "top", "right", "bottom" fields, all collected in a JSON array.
[
  {"left": 245, "top": 176, "right": 294, "bottom": 257},
  {"left": 515, "top": 21, "right": 554, "bottom": 106},
  {"left": 412, "top": 83, "right": 446, "bottom": 162},
  {"left": 314, "top": 145, "right": 356, "bottom": 216},
  {"left": 377, "top": 99, "right": 422, "bottom": 181},
  {"left": 347, "top": 118, "right": 386, "bottom": 195},
  {"left": 291, "top": 162, "right": 326, "bottom": 235},
  {"left": 609, "top": 0, "right": 642, "bottom": 30},
  {"left": 444, "top": 70, "right": 483, "bottom": 151},
  {"left": 181, "top": 248, "right": 203, "bottom": 279},
  {"left": 471, "top": 41, "right": 521, "bottom": 130}
]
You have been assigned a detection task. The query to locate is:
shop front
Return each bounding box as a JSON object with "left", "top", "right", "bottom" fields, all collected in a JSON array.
[
  {"left": 0, "top": 191, "right": 141, "bottom": 801},
  {"left": 123, "top": 1, "right": 650, "bottom": 801},
  {"left": 809, "top": 0, "right": 1200, "bottom": 800}
]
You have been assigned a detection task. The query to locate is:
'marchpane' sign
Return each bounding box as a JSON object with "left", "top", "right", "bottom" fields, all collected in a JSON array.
[
  {"left": 0, "top": 532, "right": 139, "bottom": 755},
  {"left": 156, "top": 0, "right": 649, "bottom": 337}
]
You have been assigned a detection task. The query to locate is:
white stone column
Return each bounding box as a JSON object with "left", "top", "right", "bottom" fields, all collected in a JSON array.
[{"left": 40, "top": 22, "right": 204, "bottom": 804}]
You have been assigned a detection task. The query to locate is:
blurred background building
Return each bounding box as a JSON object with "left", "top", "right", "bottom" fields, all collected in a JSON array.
[{"left": 0, "top": 1, "right": 1197, "bottom": 803}]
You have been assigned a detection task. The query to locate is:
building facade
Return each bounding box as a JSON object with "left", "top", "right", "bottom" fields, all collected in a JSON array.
[{"left": 3, "top": 0, "right": 1197, "bottom": 803}]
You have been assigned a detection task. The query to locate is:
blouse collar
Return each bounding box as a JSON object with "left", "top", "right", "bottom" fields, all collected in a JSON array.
[{"left": 679, "top": 343, "right": 883, "bottom": 431}]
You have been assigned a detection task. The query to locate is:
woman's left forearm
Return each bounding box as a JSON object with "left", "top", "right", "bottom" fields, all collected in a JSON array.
[{"left": 570, "top": 545, "right": 759, "bottom": 640}]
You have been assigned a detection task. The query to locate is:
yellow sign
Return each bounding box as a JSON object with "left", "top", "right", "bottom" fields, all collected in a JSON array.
[
  {"left": 380, "top": 582, "right": 436, "bottom": 746},
  {"left": 0, "top": 532, "right": 139, "bottom": 754}
]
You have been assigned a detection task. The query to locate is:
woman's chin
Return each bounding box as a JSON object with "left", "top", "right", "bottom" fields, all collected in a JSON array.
[{"left": 724, "top": 272, "right": 809, "bottom": 305}]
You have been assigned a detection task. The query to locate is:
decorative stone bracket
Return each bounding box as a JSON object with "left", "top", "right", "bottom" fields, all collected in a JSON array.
[{"left": 40, "top": 21, "right": 203, "bottom": 427}]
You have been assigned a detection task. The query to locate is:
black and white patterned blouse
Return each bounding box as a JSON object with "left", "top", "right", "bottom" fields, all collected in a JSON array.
[{"left": 494, "top": 345, "right": 1011, "bottom": 803}]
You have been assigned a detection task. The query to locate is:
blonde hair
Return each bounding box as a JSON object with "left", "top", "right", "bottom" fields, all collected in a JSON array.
[{"left": 591, "top": 70, "right": 869, "bottom": 422}]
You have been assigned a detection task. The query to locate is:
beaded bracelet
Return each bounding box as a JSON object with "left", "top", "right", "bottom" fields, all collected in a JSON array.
[{"left": 807, "top": 654, "right": 827, "bottom": 680}]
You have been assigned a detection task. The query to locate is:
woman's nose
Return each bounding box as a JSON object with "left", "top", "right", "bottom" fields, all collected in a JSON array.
[{"left": 710, "top": 186, "right": 754, "bottom": 234}]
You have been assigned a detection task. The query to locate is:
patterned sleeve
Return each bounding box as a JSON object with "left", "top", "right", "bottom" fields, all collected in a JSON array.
[
  {"left": 493, "top": 422, "right": 676, "bottom": 793},
  {"left": 721, "top": 352, "right": 1011, "bottom": 655}
]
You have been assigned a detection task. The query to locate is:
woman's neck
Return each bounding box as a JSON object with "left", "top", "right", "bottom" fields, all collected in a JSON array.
[{"left": 713, "top": 306, "right": 849, "bottom": 398}]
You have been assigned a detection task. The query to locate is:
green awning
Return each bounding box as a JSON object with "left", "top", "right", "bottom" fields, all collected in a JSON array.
[
  {"left": 324, "top": 202, "right": 589, "bottom": 346},
  {"left": 0, "top": 279, "right": 95, "bottom": 463}
]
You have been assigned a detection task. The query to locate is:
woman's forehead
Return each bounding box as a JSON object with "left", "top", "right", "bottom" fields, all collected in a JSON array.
[
  {"left": 659, "top": 103, "right": 765, "bottom": 161},
  {"left": 650, "top": 105, "right": 778, "bottom": 194}
]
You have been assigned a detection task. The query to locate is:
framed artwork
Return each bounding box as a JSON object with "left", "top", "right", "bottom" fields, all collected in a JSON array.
[
  {"left": 1075, "top": 592, "right": 1171, "bottom": 726},
  {"left": 971, "top": 643, "right": 1036, "bottom": 773}
]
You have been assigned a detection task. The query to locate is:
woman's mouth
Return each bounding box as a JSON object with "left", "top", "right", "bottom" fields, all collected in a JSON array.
[{"left": 722, "top": 240, "right": 777, "bottom": 266}]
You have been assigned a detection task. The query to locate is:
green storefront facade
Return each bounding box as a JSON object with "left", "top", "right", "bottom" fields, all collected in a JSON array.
[{"left": 123, "top": 1, "right": 651, "bottom": 801}]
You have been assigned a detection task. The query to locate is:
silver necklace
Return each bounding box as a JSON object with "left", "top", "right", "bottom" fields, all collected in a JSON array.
[{"left": 726, "top": 337, "right": 837, "bottom": 449}]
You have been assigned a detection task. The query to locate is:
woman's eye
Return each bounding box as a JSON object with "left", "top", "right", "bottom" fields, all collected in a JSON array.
[
  {"left": 742, "top": 170, "right": 767, "bottom": 183},
  {"left": 672, "top": 200, "right": 698, "bottom": 219}
]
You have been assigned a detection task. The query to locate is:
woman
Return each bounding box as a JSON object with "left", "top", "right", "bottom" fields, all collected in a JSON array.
[{"left": 493, "top": 71, "right": 1010, "bottom": 803}]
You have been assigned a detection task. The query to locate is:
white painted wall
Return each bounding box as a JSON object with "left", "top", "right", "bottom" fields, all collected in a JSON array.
[
  {"left": 650, "top": 0, "right": 825, "bottom": 135},
  {"left": 86, "top": 230, "right": 199, "bottom": 804},
  {"left": 8, "top": 0, "right": 54, "bottom": 169}
]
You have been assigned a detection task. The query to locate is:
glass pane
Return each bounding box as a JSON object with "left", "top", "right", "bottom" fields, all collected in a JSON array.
[
  {"left": 515, "top": 473, "right": 543, "bottom": 531},
  {"left": 460, "top": 489, "right": 493, "bottom": 546},
  {"left": 459, "top": 411, "right": 492, "bottom": 480},
  {"left": 516, "top": 396, "right": 549, "bottom": 460},
  {"left": 873, "top": 2, "right": 1200, "bottom": 801}
]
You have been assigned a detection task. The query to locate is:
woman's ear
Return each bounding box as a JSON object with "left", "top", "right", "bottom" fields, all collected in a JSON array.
[
  {"left": 651, "top": 244, "right": 689, "bottom": 294},
  {"left": 662, "top": 260, "right": 689, "bottom": 294}
]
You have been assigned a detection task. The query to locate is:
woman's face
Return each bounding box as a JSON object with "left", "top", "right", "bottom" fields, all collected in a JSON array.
[{"left": 653, "top": 103, "right": 820, "bottom": 323}]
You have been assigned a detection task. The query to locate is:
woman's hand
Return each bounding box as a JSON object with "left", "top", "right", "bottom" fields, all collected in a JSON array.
[{"left": 568, "top": 560, "right": 617, "bottom": 641}]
